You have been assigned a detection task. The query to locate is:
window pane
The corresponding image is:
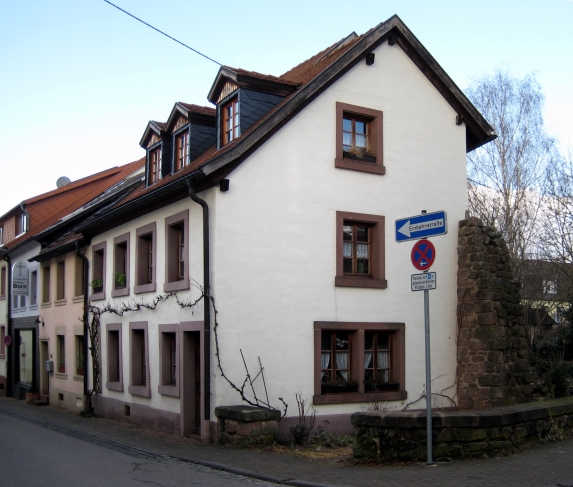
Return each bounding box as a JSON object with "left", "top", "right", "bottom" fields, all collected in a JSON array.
[
  {"left": 343, "top": 258, "right": 353, "bottom": 274},
  {"left": 355, "top": 134, "right": 367, "bottom": 148},
  {"left": 321, "top": 332, "right": 332, "bottom": 351},
  {"left": 343, "top": 226, "right": 353, "bottom": 241},
  {"left": 356, "top": 242, "right": 369, "bottom": 259},
  {"left": 356, "top": 226, "right": 368, "bottom": 242},
  {"left": 357, "top": 259, "right": 369, "bottom": 274},
  {"left": 377, "top": 332, "right": 389, "bottom": 350},
  {"left": 342, "top": 132, "right": 352, "bottom": 147},
  {"left": 343, "top": 241, "right": 353, "bottom": 258},
  {"left": 377, "top": 351, "right": 389, "bottom": 369},
  {"left": 335, "top": 332, "right": 349, "bottom": 350},
  {"left": 365, "top": 331, "right": 374, "bottom": 350},
  {"left": 355, "top": 121, "right": 366, "bottom": 134},
  {"left": 343, "top": 118, "right": 352, "bottom": 131}
]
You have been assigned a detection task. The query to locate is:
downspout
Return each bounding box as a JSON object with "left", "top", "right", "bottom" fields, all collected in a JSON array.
[
  {"left": 2, "top": 250, "right": 12, "bottom": 397},
  {"left": 76, "top": 241, "right": 90, "bottom": 412},
  {"left": 185, "top": 174, "right": 211, "bottom": 443}
]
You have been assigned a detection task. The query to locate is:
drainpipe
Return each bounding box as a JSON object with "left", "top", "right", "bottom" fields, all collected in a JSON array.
[
  {"left": 76, "top": 241, "right": 90, "bottom": 412},
  {"left": 2, "top": 250, "right": 12, "bottom": 397},
  {"left": 185, "top": 173, "right": 211, "bottom": 443}
]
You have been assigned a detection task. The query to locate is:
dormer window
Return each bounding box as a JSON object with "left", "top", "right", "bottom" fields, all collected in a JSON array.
[
  {"left": 149, "top": 147, "right": 162, "bottom": 184},
  {"left": 15, "top": 213, "right": 28, "bottom": 237},
  {"left": 0, "top": 226, "right": 3, "bottom": 245},
  {"left": 175, "top": 130, "right": 189, "bottom": 171},
  {"left": 222, "top": 97, "right": 240, "bottom": 145}
]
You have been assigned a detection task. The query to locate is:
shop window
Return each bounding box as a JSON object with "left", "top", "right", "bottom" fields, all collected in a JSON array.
[
  {"left": 164, "top": 210, "right": 189, "bottom": 292},
  {"left": 112, "top": 233, "right": 130, "bottom": 298},
  {"left": 57, "top": 335, "right": 66, "bottom": 374},
  {"left": 129, "top": 322, "right": 150, "bottom": 397},
  {"left": 313, "top": 322, "right": 405, "bottom": 405},
  {"left": 91, "top": 242, "right": 106, "bottom": 300},
  {"left": 42, "top": 264, "right": 51, "bottom": 304},
  {"left": 335, "top": 102, "right": 384, "bottom": 174},
  {"left": 30, "top": 270, "right": 37, "bottom": 306},
  {"left": 56, "top": 260, "right": 65, "bottom": 301},
  {"left": 106, "top": 323, "right": 123, "bottom": 392},
  {"left": 336, "top": 211, "right": 386, "bottom": 289},
  {"left": 74, "top": 255, "right": 84, "bottom": 298},
  {"left": 135, "top": 223, "right": 156, "bottom": 294},
  {"left": 158, "top": 324, "right": 179, "bottom": 397}
]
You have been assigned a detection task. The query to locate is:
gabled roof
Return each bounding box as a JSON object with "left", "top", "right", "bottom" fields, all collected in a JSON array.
[
  {"left": 164, "top": 103, "right": 216, "bottom": 133},
  {"left": 0, "top": 157, "right": 145, "bottom": 252},
  {"left": 77, "top": 15, "right": 496, "bottom": 237}
]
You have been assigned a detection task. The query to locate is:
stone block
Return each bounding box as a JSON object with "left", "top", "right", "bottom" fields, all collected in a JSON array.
[
  {"left": 353, "top": 435, "right": 378, "bottom": 458},
  {"left": 475, "top": 325, "right": 505, "bottom": 339},
  {"left": 477, "top": 312, "right": 498, "bottom": 326},
  {"left": 489, "top": 387, "right": 510, "bottom": 400},
  {"left": 224, "top": 419, "right": 238, "bottom": 434},
  {"left": 442, "top": 428, "right": 487, "bottom": 443}
]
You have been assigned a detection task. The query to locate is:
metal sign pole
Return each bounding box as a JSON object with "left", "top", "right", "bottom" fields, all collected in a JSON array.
[{"left": 424, "top": 281, "right": 434, "bottom": 465}]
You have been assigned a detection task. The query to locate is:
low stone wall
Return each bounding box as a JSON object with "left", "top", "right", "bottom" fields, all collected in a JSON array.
[
  {"left": 352, "top": 397, "right": 573, "bottom": 462},
  {"left": 215, "top": 405, "right": 281, "bottom": 445}
]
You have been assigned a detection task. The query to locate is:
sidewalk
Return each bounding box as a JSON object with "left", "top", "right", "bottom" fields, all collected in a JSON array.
[{"left": 0, "top": 397, "right": 571, "bottom": 487}]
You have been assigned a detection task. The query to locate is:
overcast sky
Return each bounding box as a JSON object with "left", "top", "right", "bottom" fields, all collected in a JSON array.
[{"left": 1, "top": 0, "right": 571, "bottom": 215}]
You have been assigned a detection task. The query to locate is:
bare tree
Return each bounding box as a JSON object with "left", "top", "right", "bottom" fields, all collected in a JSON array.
[{"left": 465, "top": 69, "right": 559, "bottom": 277}]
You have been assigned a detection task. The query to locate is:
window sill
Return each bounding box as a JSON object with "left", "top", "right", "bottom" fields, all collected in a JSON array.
[
  {"left": 41, "top": 302, "right": 52, "bottom": 309},
  {"left": 73, "top": 296, "right": 84, "bottom": 304},
  {"left": 73, "top": 375, "right": 84, "bottom": 382},
  {"left": 335, "top": 277, "right": 387, "bottom": 289},
  {"left": 90, "top": 291, "right": 106, "bottom": 301},
  {"left": 128, "top": 385, "right": 151, "bottom": 398},
  {"left": 0, "top": 354, "right": 5, "bottom": 359},
  {"left": 55, "top": 299, "right": 67, "bottom": 307},
  {"left": 313, "top": 390, "right": 407, "bottom": 405},
  {"left": 163, "top": 279, "right": 190, "bottom": 293},
  {"left": 54, "top": 372, "right": 67, "bottom": 380},
  {"left": 134, "top": 283, "right": 156, "bottom": 294},
  {"left": 106, "top": 381, "right": 124, "bottom": 392},
  {"left": 158, "top": 384, "right": 180, "bottom": 397},
  {"left": 29, "top": 304, "right": 38, "bottom": 311},
  {"left": 111, "top": 287, "right": 130, "bottom": 298},
  {"left": 335, "top": 157, "right": 385, "bottom": 175},
  {"left": 0, "top": 296, "right": 5, "bottom": 300}
]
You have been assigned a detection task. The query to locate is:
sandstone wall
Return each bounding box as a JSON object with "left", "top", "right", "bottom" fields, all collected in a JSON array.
[{"left": 457, "top": 217, "right": 532, "bottom": 409}]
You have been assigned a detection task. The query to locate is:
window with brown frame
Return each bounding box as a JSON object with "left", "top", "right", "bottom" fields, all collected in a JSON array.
[
  {"left": 42, "top": 264, "right": 51, "bottom": 304},
  {"left": 135, "top": 223, "right": 156, "bottom": 294},
  {"left": 158, "top": 325, "right": 180, "bottom": 397},
  {"left": 91, "top": 242, "right": 106, "bottom": 300},
  {"left": 336, "top": 211, "right": 386, "bottom": 289},
  {"left": 129, "top": 322, "right": 150, "bottom": 397},
  {"left": 175, "top": 130, "right": 189, "bottom": 171},
  {"left": 0, "top": 226, "right": 3, "bottom": 245},
  {"left": 0, "top": 266, "right": 6, "bottom": 299},
  {"left": 106, "top": 323, "right": 123, "bottom": 391},
  {"left": 56, "top": 260, "right": 65, "bottom": 301},
  {"left": 164, "top": 211, "right": 189, "bottom": 292},
  {"left": 112, "top": 233, "right": 130, "bottom": 297},
  {"left": 0, "top": 326, "right": 5, "bottom": 357},
  {"left": 222, "top": 97, "right": 239, "bottom": 145},
  {"left": 335, "top": 102, "right": 384, "bottom": 174},
  {"left": 57, "top": 334, "right": 66, "bottom": 373},
  {"left": 314, "top": 322, "right": 406, "bottom": 405},
  {"left": 149, "top": 147, "right": 162, "bottom": 184},
  {"left": 76, "top": 335, "right": 85, "bottom": 377},
  {"left": 74, "top": 256, "right": 84, "bottom": 298}
]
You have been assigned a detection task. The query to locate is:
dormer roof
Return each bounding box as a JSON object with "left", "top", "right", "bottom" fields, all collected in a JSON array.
[
  {"left": 207, "top": 66, "right": 299, "bottom": 104},
  {"left": 139, "top": 120, "right": 167, "bottom": 149},
  {"left": 164, "top": 102, "right": 216, "bottom": 133}
]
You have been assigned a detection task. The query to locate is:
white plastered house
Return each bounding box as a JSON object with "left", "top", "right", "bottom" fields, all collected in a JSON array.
[{"left": 73, "top": 15, "right": 495, "bottom": 442}]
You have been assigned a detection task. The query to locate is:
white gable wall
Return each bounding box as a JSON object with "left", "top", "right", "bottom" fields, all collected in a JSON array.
[{"left": 210, "top": 41, "right": 467, "bottom": 415}]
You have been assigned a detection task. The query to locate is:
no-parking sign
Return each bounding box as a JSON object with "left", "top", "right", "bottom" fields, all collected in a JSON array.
[{"left": 411, "top": 240, "right": 435, "bottom": 270}]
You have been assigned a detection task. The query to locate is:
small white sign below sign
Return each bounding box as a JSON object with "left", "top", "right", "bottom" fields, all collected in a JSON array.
[{"left": 411, "top": 272, "right": 437, "bottom": 291}]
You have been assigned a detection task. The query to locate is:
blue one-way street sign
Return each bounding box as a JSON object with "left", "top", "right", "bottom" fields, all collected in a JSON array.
[{"left": 395, "top": 211, "right": 447, "bottom": 242}]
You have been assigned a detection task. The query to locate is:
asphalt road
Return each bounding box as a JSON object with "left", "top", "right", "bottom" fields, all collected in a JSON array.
[{"left": 0, "top": 413, "right": 274, "bottom": 487}]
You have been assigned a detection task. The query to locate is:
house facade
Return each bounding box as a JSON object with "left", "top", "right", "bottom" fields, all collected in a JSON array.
[{"left": 73, "top": 16, "right": 494, "bottom": 441}]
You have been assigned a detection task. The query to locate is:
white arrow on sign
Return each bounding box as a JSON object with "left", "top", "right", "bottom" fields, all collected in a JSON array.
[{"left": 397, "top": 218, "right": 444, "bottom": 238}]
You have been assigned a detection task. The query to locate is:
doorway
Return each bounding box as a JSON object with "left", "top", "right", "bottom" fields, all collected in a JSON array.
[{"left": 180, "top": 330, "right": 201, "bottom": 437}]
